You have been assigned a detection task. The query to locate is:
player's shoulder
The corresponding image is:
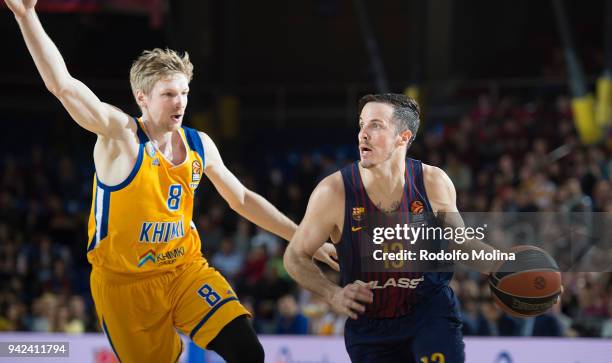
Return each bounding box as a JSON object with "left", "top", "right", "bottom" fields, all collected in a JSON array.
[
  {"left": 188, "top": 128, "right": 214, "bottom": 149},
  {"left": 422, "top": 163, "right": 452, "bottom": 185},
  {"left": 421, "top": 162, "right": 456, "bottom": 203},
  {"left": 94, "top": 115, "right": 141, "bottom": 158},
  {"left": 96, "top": 113, "right": 139, "bottom": 141},
  {"left": 179, "top": 125, "right": 206, "bottom": 140},
  {"left": 311, "top": 171, "right": 344, "bottom": 202}
]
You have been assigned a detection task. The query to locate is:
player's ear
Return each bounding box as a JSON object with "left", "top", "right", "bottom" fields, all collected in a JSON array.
[
  {"left": 398, "top": 130, "right": 412, "bottom": 147},
  {"left": 135, "top": 89, "right": 147, "bottom": 109}
]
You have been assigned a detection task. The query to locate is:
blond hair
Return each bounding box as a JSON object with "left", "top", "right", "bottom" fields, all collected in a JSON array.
[{"left": 129, "top": 48, "right": 194, "bottom": 97}]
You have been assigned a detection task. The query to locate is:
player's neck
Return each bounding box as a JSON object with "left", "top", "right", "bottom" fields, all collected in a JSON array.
[
  {"left": 360, "top": 157, "right": 406, "bottom": 191},
  {"left": 141, "top": 117, "right": 174, "bottom": 150}
]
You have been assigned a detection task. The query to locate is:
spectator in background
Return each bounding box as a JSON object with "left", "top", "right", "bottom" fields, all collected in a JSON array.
[
  {"left": 240, "top": 245, "right": 268, "bottom": 289},
  {"left": 444, "top": 154, "right": 472, "bottom": 192},
  {"left": 65, "top": 295, "right": 88, "bottom": 334},
  {"left": 532, "top": 303, "right": 565, "bottom": 337},
  {"left": 250, "top": 227, "right": 281, "bottom": 257},
  {"left": 30, "top": 293, "right": 58, "bottom": 332},
  {"left": 232, "top": 219, "right": 252, "bottom": 256},
  {"left": 211, "top": 237, "right": 244, "bottom": 285},
  {"left": 300, "top": 270, "right": 346, "bottom": 336},
  {"left": 275, "top": 293, "right": 309, "bottom": 335},
  {"left": 0, "top": 302, "right": 27, "bottom": 331},
  {"left": 478, "top": 298, "right": 520, "bottom": 336}
]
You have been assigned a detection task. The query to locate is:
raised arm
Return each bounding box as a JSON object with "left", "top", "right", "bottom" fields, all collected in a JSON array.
[
  {"left": 6, "top": 0, "right": 132, "bottom": 137},
  {"left": 423, "top": 164, "right": 496, "bottom": 273},
  {"left": 200, "top": 132, "right": 339, "bottom": 269},
  {"left": 201, "top": 132, "right": 296, "bottom": 239},
  {"left": 284, "top": 173, "right": 373, "bottom": 319}
]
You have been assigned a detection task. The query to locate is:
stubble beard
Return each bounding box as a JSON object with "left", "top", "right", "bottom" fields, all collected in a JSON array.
[{"left": 359, "top": 148, "right": 395, "bottom": 169}]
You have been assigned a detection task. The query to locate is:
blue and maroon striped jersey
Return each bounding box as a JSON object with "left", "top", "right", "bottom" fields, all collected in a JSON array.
[{"left": 336, "top": 159, "right": 453, "bottom": 318}]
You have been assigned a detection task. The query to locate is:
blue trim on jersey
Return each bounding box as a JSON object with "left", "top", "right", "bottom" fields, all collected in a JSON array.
[
  {"left": 182, "top": 126, "right": 205, "bottom": 167},
  {"left": 102, "top": 318, "right": 122, "bottom": 363},
  {"left": 87, "top": 235, "right": 96, "bottom": 252},
  {"left": 100, "top": 189, "right": 110, "bottom": 240},
  {"left": 87, "top": 186, "right": 110, "bottom": 252},
  {"left": 97, "top": 142, "right": 144, "bottom": 192},
  {"left": 189, "top": 296, "right": 238, "bottom": 339},
  {"left": 96, "top": 117, "right": 145, "bottom": 192},
  {"left": 134, "top": 117, "right": 148, "bottom": 144},
  {"left": 87, "top": 186, "right": 99, "bottom": 252}
]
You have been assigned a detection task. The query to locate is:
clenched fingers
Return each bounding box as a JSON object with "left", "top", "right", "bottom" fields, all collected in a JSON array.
[{"left": 346, "top": 283, "right": 374, "bottom": 303}]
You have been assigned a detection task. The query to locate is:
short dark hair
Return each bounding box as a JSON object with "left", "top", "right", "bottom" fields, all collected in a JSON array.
[{"left": 358, "top": 93, "right": 420, "bottom": 143}]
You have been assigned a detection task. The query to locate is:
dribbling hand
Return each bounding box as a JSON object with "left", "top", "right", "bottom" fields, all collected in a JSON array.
[
  {"left": 329, "top": 283, "right": 373, "bottom": 320},
  {"left": 4, "top": 0, "right": 37, "bottom": 18}
]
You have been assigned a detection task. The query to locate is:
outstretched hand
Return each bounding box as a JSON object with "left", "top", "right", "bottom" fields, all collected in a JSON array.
[
  {"left": 4, "top": 0, "right": 37, "bottom": 18},
  {"left": 313, "top": 242, "right": 339, "bottom": 271}
]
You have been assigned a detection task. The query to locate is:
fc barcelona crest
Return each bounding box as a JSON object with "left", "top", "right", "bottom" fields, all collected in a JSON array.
[
  {"left": 192, "top": 160, "right": 201, "bottom": 182},
  {"left": 352, "top": 207, "right": 365, "bottom": 221},
  {"left": 410, "top": 200, "right": 424, "bottom": 215}
]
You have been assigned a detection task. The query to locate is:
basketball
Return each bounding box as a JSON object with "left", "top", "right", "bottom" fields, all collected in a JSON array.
[{"left": 489, "top": 246, "right": 562, "bottom": 317}]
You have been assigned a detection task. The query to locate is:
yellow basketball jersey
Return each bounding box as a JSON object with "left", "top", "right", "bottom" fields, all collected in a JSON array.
[{"left": 87, "top": 118, "right": 207, "bottom": 275}]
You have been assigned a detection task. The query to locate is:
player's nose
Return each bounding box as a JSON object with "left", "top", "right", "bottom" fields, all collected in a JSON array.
[
  {"left": 358, "top": 128, "right": 369, "bottom": 142},
  {"left": 175, "top": 95, "right": 187, "bottom": 108}
]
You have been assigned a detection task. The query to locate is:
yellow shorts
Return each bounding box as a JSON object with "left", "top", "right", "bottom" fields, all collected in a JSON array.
[{"left": 90, "top": 261, "right": 250, "bottom": 363}]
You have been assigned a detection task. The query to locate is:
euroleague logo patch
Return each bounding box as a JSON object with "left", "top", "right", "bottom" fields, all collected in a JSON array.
[
  {"left": 410, "top": 200, "right": 424, "bottom": 215},
  {"left": 192, "top": 160, "right": 201, "bottom": 182}
]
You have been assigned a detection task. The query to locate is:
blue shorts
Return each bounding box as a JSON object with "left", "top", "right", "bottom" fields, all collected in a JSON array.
[{"left": 344, "top": 286, "right": 465, "bottom": 363}]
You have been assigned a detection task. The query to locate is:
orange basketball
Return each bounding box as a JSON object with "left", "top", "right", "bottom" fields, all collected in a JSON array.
[{"left": 489, "top": 245, "right": 562, "bottom": 317}]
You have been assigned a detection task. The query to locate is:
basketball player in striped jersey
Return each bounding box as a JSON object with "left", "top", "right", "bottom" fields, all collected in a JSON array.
[
  {"left": 6, "top": 1, "right": 338, "bottom": 362},
  {"left": 285, "top": 94, "right": 500, "bottom": 362}
]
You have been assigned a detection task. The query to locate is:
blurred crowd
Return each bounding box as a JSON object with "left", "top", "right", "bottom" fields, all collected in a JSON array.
[{"left": 1, "top": 92, "right": 611, "bottom": 338}]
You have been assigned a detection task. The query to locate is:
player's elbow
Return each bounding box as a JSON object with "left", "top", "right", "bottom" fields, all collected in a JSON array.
[
  {"left": 283, "top": 244, "right": 301, "bottom": 277},
  {"left": 226, "top": 197, "right": 244, "bottom": 212},
  {"left": 226, "top": 189, "right": 248, "bottom": 212},
  {"left": 46, "top": 77, "right": 74, "bottom": 98},
  {"left": 46, "top": 82, "right": 63, "bottom": 98}
]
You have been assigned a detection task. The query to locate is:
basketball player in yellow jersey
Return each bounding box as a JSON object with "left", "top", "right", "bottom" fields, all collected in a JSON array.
[{"left": 6, "top": 1, "right": 338, "bottom": 362}]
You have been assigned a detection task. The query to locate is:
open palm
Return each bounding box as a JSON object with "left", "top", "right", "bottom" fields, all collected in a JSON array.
[{"left": 4, "top": 0, "right": 37, "bottom": 18}]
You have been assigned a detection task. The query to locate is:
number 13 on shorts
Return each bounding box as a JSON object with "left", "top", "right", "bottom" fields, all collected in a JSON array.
[{"left": 420, "top": 353, "right": 445, "bottom": 363}]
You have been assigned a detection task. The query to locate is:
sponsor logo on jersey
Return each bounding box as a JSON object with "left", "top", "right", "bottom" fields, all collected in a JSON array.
[
  {"left": 351, "top": 226, "right": 363, "bottom": 232},
  {"left": 354, "top": 276, "right": 424, "bottom": 289},
  {"left": 192, "top": 160, "right": 201, "bottom": 182},
  {"left": 139, "top": 220, "right": 185, "bottom": 243},
  {"left": 156, "top": 246, "right": 185, "bottom": 266},
  {"left": 137, "top": 247, "right": 185, "bottom": 267},
  {"left": 138, "top": 250, "right": 156, "bottom": 267},
  {"left": 352, "top": 207, "right": 365, "bottom": 221},
  {"left": 152, "top": 158, "right": 160, "bottom": 166}
]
